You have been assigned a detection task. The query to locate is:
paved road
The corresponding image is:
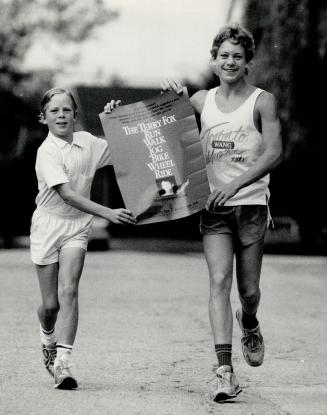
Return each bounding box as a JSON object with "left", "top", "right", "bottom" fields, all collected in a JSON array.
[{"left": 0, "top": 241, "right": 326, "bottom": 415}]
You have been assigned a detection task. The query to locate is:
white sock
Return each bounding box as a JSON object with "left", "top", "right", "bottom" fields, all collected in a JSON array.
[
  {"left": 55, "top": 344, "right": 73, "bottom": 366},
  {"left": 40, "top": 325, "right": 56, "bottom": 346}
]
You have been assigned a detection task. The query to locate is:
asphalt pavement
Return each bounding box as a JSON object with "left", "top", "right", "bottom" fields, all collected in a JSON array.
[{"left": 0, "top": 239, "right": 326, "bottom": 415}]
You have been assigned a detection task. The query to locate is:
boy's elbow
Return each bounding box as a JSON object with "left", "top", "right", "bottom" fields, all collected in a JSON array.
[
  {"left": 275, "top": 148, "right": 283, "bottom": 167},
  {"left": 62, "top": 191, "right": 77, "bottom": 206},
  {"left": 268, "top": 143, "right": 283, "bottom": 168},
  {"left": 61, "top": 193, "right": 73, "bottom": 204},
  {"left": 56, "top": 186, "right": 75, "bottom": 204}
]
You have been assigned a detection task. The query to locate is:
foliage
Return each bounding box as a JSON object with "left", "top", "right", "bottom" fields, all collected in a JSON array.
[
  {"left": 0, "top": 0, "right": 118, "bottom": 90},
  {"left": 243, "top": 0, "right": 327, "bottom": 243},
  {"left": 243, "top": 0, "right": 327, "bottom": 149}
]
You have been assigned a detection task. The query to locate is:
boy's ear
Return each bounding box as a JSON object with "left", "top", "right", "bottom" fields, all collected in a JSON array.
[
  {"left": 39, "top": 113, "right": 47, "bottom": 125},
  {"left": 245, "top": 60, "right": 254, "bottom": 75},
  {"left": 209, "top": 58, "right": 216, "bottom": 71}
]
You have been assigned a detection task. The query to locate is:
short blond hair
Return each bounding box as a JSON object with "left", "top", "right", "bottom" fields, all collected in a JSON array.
[
  {"left": 40, "top": 87, "right": 77, "bottom": 117},
  {"left": 210, "top": 23, "right": 255, "bottom": 63}
]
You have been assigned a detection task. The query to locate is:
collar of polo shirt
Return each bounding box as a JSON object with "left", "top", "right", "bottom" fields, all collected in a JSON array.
[{"left": 47, "top": 131, "right": 85, "bottom": 148}]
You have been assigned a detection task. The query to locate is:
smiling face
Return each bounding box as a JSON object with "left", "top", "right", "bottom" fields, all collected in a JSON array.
[
  {"left": 41, "top": 93, "right": 76, "bottom": 141},
  {"left": 212, "top": 40, "right": 248, "bottom": 84},
  {"left": 161, "top": 180, "right": 173, "bottom": 192}
]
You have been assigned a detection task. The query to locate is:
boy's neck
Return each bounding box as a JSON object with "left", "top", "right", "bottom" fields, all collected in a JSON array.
[{"left": 219, "top": 79, "right": 249, "bottom": 97}]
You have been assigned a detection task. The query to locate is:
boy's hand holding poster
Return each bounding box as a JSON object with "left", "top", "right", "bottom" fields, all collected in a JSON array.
[{"left": 99, "top": 89, "right": 210, "bottom": 225}]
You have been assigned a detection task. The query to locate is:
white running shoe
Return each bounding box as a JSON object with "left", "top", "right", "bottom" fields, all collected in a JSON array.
[
  {"left": 213, "top": 365, "right": 242, "bottom": 403},
  {"left": 54, "top": 358, "right": 78, "bottom": 390}
]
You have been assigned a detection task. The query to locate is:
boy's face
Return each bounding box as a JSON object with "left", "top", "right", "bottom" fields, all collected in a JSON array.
[
  {"left": 42, "top": 93, "right": 76, "bottom": 140},
  {"left": 161, "top": 181, "right": 172, "bottom": 191},
  {"left": 213, "top": 40, "right": 248, "bottom": 83}
]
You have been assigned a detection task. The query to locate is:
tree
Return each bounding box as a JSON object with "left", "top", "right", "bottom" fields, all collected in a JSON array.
[
  {"left": 243, "top": 0, "right": 327, "bottom": 247},
  {"left": 0, "top": 0, "right": 118, "bottom": 91}
]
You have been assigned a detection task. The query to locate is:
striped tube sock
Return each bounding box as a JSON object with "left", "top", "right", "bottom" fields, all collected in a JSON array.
[{"left": 215, "top": 344, "right": 232, "bottom": 369}]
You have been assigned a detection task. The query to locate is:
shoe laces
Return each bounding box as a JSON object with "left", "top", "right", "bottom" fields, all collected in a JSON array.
[
  {"left": 209, "top": 366, "right": 232, "bottom": 384},
  {"left": 243, "top": 332, "right": 262, "bottom": 351},
  {"left": 48, "top": 348, "right": 57, "bottom": 361},
  {"left": 56, "top": 358, "right": 74, "bottom": 373},
  {"left": 216, "top": 370, "right": 231, "bottom": 389},
  {"left": 43, "top": 346, "right": 56, "bottom": 363},
  {"left": 207, "top": 374, "right": 217, "bottom": 384}
]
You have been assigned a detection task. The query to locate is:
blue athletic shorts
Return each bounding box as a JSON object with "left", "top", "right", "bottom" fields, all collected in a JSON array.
[{"left": 200, "top": 205, "right": 268, "bottom": 247}]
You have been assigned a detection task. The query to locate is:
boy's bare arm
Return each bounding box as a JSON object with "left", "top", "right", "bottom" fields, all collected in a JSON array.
[
  {"left": 190, "top": 90, "right": 208, "bottom": 114},
  {"left": 160, "top": 78, "right": 208, "bottom": 115},
  {"left": 235, "top": 91, "right": 282, "bottom": 186},
  {"left": 54, "top": 183, "right": 137, "bottom": 225}
]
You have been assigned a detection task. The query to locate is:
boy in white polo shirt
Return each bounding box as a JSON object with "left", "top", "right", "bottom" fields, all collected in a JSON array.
[{"left": 30, "top": 87, "right": 136, "bottom": 389}]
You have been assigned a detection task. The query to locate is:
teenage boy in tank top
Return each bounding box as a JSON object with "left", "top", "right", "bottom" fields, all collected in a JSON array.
[{"left": 161, "top": 23, "right": 282, "bottom": 402}]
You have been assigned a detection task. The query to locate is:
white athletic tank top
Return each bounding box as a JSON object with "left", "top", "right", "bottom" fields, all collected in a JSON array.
[{"left": 200, "top": 86, "right": 269, "bottom": 205}]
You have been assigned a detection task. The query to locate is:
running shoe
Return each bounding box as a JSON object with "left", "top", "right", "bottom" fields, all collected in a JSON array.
[
  {"left": 236, "top": 308, "right": 265, "bottom": 367},
  {"left": 213, "top": 365, "right": 242, "bottom": 403},
  {"left": 54, "top": 358, "right": 78, "bottom": 390},
  {"left": 42, "top": 343, "right": 57, "bottom": 377}
]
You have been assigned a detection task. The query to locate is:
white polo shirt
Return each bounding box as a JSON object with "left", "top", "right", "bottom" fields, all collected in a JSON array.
[{"left": 35, "top": 131, "right": 111, "bottom": 217}]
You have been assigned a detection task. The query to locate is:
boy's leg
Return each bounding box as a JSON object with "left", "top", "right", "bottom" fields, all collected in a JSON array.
[
  {"left": 203, "top": 234, "right": 241, "bottom": 402},
  {"left": 203, "top": 234, "right": 234, "bottom": 346},
  {"left": 57, "top": 247, "right": 85, "bottom": 346},
  {"left": 36, "top": 263, "right": 59, "bottom": 331},
  {"left": 54, "top": 247, "right": 85, "bottom": 389},
  {"left": 235, "top": 236, "right": 265, "bottom": 366},
  {"left": 235, "top": 236, "right": 264, "bottom": 317},
  {"left": 35, "top": 263, "right": 59, "bottom": 376}
]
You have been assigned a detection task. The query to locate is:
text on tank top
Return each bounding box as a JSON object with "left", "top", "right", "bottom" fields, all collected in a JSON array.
[{"left": 199, "top": 86, "right": 270, "bottom": 206}]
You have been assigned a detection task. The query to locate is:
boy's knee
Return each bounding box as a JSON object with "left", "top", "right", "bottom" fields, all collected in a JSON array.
[
  {"left": 239, "top": 288, "right": 260, "bottom": 306},
  {"left": 210, "top": 271, "right": 232, "bottom": 294},
  {"left": 59, "top": 284, "right": 78, "bottom": 303},
  {"left": 41, "top": 302, "right": 60, "bottom": 316}
]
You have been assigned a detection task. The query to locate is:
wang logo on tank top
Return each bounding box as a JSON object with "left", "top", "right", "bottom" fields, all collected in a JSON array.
[{"left": 202, "top": 122, "right": 249, "bottom": 164}]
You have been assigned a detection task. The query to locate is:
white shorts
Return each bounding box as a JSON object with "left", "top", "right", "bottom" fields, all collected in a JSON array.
[{"left": 30, "top": 209, "right": 94, "bottom": 265}]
